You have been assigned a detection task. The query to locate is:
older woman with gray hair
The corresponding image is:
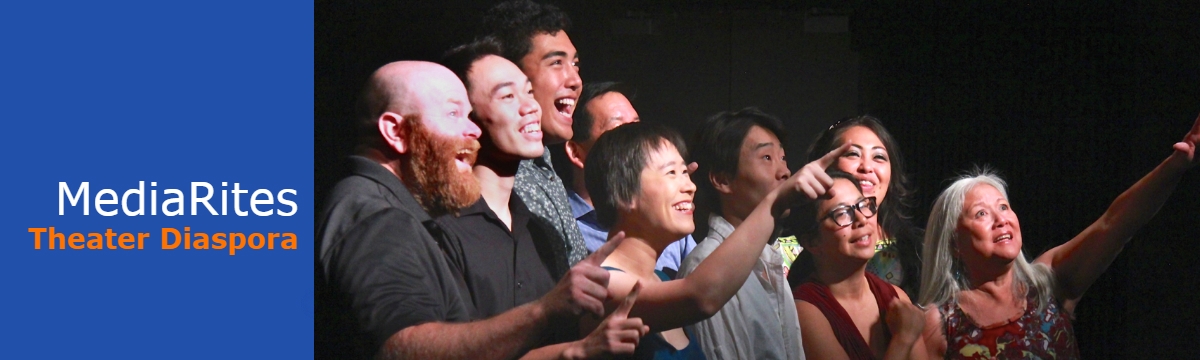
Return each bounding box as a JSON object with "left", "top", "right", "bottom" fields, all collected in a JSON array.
[{"left": 917, "top": 114, "right": 1200, "bottom": 359}]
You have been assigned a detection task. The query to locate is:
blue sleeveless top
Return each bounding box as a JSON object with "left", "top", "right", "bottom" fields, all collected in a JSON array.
[{"left": 602, "top": 266, "right": 706, "bottom": 360}]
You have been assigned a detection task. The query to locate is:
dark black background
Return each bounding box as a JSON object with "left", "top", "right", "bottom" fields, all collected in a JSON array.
[{"left": 317, "top": 1, "right": 1200, "bottom": 357}]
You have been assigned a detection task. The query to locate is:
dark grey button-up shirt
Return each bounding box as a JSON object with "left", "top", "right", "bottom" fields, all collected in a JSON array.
[
  {"left": 514, "top": 148, "right": 588, "bottom": 277},
  {"left": 317, "top": 156, "right": 471, "bottom": 358}
]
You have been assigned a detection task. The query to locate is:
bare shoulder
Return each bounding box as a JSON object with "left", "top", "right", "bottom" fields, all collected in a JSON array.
[
  {"left": 796, "top": 299, "right": 851, "bottom": 360},
  {"left": 893, "top": 284, "right": 913, "bottom": 304},
  {"left": 603, "top": 267, "right": 640, "bottom": 301},
  {"left": 795, "top": 300, "right": 831, "bottom": 329}
]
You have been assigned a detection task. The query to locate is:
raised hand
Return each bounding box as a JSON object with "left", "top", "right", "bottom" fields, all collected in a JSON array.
[
  {"left": 771, "top": 143, "right": 851, "bottom": 216},
  {"left": 575, "top": 282, "right": 649, "bottom": 358},
  {"left": 886, "top": 299, "right": 926, "bottom": 344},
  {"left": 1172, "top": 112, "right": 1200, "bottom": 165},
  {"left": 541, "top": 232, "right": 626, "bottom": 318}
]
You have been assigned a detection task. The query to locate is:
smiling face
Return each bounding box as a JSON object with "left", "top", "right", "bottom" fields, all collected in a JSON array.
[
  {"left": 402, "top": 66, "right": 482, "bottom": 175},
  {"left": 955, "top": 184, "right": 1023, "bottom": 270},
  {"left": 628, "top": 141, "right": 696, "bottom": 241},
  {"left": 520, "top": 31, "right": 581, "bottom": 145},
  {"left": 585, "top": 91, "right": 639, "bottom": 142},
  {"left": 809, "top": 178, "right": 879, "bottom": 262},
  {"left": 835, "top": 126, "right": 892, "bottom": 202},
  {"left": 573, "top": 91, "right": 639, "bottom": 161},
  {"left": 466, "top": 55, "right": 544, "bottom": 161}
]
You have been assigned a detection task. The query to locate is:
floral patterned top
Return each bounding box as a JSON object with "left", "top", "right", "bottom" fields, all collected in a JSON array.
[
  {"left": 939, "top": 290, "right": 1079, "bottom": 359},
  {"left": 866, "top": 237, "right": 903, "bottom": 287},
  {"left": 773, "top": 235, "right": 803, "bottom": 278}
]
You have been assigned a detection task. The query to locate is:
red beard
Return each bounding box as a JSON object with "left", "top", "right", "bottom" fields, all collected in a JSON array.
[{"left": 399, "top": 118, "right": 482, "bottom": 217}]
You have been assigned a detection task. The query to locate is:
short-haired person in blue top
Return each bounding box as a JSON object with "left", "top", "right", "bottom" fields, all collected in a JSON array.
[
  {"left": 552, "top": 81, "right": 697, "bottom": 278},
  {"left": 581, "top": 122, "right": 847, "bottom": 359}
]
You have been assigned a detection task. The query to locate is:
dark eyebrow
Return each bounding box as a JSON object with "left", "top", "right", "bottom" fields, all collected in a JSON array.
[
  {"left": 489, "top": 81, "right": 515, "bottom": 97},
  {"left": 848, "top": 144, "right": 886, "bottom": 152},
  {"left": 541, "top": 51, "right": 568, "bottom": 61},
  {"left": 752, "top": 142, "right": 776, "bottom": 151},
  {"left": 658, "top": 160, "right": 679, "bottom": 171}
]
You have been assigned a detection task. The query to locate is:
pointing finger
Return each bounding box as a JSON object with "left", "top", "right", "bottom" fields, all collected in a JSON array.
[
  {"left": 585, "top": 231, "right": 626, "bottom": 266},
  {"left": 613, "top": 281, "right": 641, "bottom": 319},
  {"left": 815, "top": 142, "right": 851, "bottom": 169}
]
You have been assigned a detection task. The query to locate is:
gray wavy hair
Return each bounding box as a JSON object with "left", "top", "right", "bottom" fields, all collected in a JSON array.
[{"left": 917, "top": 167, "right": 1056, "bottom": 311}]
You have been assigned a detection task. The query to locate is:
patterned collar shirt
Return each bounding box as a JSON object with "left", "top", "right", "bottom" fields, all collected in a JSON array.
[{"left": 514, "top": 148, "right": 589, "bottom": 277}]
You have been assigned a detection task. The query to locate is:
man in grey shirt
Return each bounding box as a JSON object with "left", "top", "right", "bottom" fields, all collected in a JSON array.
[
  {"left": 679, "top": 108, "right": 805, "bottom": 359},
  {"left": 484, "top": 0, "right": 588, "bottom": 276}
]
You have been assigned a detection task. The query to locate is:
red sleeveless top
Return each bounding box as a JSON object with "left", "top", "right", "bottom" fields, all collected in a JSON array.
[{"left": 793, "top": 272, "right": 898, "bottom": 360}]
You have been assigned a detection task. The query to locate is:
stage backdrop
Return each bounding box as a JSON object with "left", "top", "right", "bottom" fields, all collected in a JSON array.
[{"left": 317, "top": 2, "right": 1199, "bottom": 359}]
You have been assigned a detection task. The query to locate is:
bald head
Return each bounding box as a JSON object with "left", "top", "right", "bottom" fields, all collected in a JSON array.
[
  {"left": 358, "top": 61, "right": 477, "bottom": 151},
  {"left": 363, "top": 61, "right": 462, "bottom": 125}
]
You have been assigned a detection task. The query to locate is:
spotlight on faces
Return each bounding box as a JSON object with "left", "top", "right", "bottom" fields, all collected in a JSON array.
[
  {"left": 630, "top": 141, "right": 697, "bottom": 240},
  {"left": 956, "top": 183, "right": 1023, "bottom": 267},
  {"left": 521, "top": 31, "right": 581, "bottom": 145},
  {"left": 583, "top": 91, "right": 640, "bottom": 150},
  {"left": 467, "top": 55, "right": 544, "bottom": 160},
  {"left": 813, "top": 178, "right": 878, "bottom": 261},
  {"left": 836, "top": 126, "right": 891, "bottom": 202},
  {"left": 412, "top": 67, "right": 482, "bottom": 174},
  {"left": 729, "top": 125, "right": 790, "bottom": 209}
]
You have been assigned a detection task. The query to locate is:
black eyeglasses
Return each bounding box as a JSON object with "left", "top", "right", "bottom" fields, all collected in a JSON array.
[{"left": 821, "top": 197, "right": 878, "bottom": 227}]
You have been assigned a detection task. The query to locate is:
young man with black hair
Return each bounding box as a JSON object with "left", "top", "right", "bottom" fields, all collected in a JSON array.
[
  {"left": 483, "top": 0, "right": 589, "bottom": 277},
  {"left": 437, "top": 38, "right": 651, "bottom": 358},
  {"left": 677, "top": 108, "right": 806, "bottom": 359}
]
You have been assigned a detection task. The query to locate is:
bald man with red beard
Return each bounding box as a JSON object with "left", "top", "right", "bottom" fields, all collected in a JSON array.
[{"left": 317, "top": 61, "right": 639, "bottom": 360}]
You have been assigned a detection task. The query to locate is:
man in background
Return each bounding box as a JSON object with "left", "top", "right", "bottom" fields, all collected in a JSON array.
[{"left": 554, "top": 81, "right": 697, "bottom": 278}]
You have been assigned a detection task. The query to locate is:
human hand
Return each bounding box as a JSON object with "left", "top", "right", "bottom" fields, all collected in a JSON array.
[
  {"left": 1171, "top": 112, "right": 1200, "bottom": 167},
  {"left": 571, "top": 282, "right": 649, "bottom": 359},
  {"left": 886, "top": 300, "right": 926, "bottom": 344},
  {"left": 542, "top": 232, "right": 626, "bottom": 318},
  {"left": 771, "top": 143, "right": 850, "bottom": 215}
]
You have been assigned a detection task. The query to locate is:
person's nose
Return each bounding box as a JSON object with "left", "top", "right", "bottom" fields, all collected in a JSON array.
[
  {"left": 776, "top": 160, "right": 791, "bottom": 181},
  {"left": 519, "top": 94, "right": 540, "bottom": 117},
  {"left": 857, "top": 158, "right": 873, "bottom": 174},
  {"left": 462, "top": 118, "right": 481, "bottom": 140},
  {"left": 564, "top": 65, "right": 582, "bottom": 93},
  {"left": 992, "top": 212, "right": 1009, "bottom": 229},
  {"left": 851, "top": 211, "right": 869, "bottom": 229},
  {"left": 681, "top": 174, "right": 697, "bottom": 196}
]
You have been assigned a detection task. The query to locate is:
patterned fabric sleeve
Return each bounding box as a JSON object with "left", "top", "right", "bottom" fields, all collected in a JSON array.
[{"left": 515, "top": 151, "right": 589, "bottom": 277}]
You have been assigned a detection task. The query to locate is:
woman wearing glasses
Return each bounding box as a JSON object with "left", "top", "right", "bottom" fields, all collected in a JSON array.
[
  {"left": 787, "top": 170, "right": 927, "bottom": 360},
  {"left": 805, "top": 116, "right": 924, "bottom": 298},
  {"left": 917, "top": 115, "right": 1200, "bottom": 359}
]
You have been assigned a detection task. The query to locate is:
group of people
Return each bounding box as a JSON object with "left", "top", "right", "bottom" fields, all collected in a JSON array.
[{"left": 316, "top": 1, "right": 1200, "bottom": 359}]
